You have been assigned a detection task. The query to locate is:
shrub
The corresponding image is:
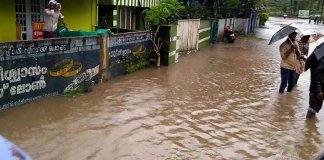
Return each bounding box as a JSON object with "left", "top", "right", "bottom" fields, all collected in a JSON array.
[
  {"left": 125, "top": 52, "right": 151, "bottom": 73},
  {"left": 260, "top": 12, "right": 269, "bottom": 25}
]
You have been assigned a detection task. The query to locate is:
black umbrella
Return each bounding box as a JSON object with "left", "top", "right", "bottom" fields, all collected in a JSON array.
[
  {"left": 268, "top": 24, "right": 298, "bottom": 45},
  {"left": 305, "top": 42, "right": 324, "bottom": 71},
  {"left": 312, "top": 42, "right": 324, "bottom": 60}
]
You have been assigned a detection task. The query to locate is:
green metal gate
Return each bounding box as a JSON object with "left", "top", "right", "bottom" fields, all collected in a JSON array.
[{"left": 210, "top": 20, "right": 218, "bottom": 43}]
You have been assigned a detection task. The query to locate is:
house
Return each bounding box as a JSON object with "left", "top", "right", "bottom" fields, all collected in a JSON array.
[
  {"left": 1, "top": 0, "right": 97, "bottom": 42},
  {"left": 98, "top": 0, "right": 160, "bottom": 31},
  {"left": 0, "top": 0, "right": 159, "bottom": 42}
]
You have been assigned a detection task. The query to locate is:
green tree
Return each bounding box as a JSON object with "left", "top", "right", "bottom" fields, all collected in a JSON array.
[
  {"left": 144, "top": 0, "right": 185, "bottom": 67},
  {"left": 144, "top": 0, "right": 185, "bottom": 26},
  {"left": 283, "top": 6, "right": 288, "bottom": 13},
  {"left": 221, "top": 0, "right": 240, "bottom": 18},
  {"left": 185, "top": 3, "right": 214, "bottom": 19},
  {"left": 239, "top": 0, "right": 266, "bottom": 18},
  {"left": 260, "top": 12, "right": 270, "bottom": 25},
  {"left": 266, "top": 0, "right": 323, "bottom": 16}
]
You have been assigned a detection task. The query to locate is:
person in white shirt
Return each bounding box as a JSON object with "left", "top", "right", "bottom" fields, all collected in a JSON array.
[{"left": 43, "top": 0, "right": 64, "bottom": 38}]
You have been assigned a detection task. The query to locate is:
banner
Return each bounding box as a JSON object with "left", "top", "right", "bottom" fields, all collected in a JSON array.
[{"left": 32, "top": 21, "right": 45, "bottom": 39}]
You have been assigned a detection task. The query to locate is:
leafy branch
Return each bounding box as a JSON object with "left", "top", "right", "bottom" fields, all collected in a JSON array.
[{"left": 144, "top": 0, "right": 185, "bottom": 67}]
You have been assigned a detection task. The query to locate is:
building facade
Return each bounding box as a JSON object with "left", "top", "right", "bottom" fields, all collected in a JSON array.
[
  {"left": 98, "top": 0, "right": 160, "bottom": 31},
  {"left": 0, "top": 0, "right": 159, "bottom": 42}
]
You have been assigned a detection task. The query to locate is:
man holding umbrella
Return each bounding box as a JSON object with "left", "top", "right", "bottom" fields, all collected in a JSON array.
[
  {"left": 268, "top": 25, "right": 302, "bottom": 93},
  {"left": 278, "top": 31, "right": 301, "bottom": 93}
]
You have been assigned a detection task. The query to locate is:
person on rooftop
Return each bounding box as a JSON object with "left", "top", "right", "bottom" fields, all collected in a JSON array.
[{"left": 43, "top": 0, "right": 64, "bottom": 38}]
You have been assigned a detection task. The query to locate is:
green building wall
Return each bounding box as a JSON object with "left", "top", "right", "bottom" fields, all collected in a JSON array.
[
  {"left": 198, "top": 20, "right": 211, "bottom": 49},
  {"left": 169, "top": 24, "right": 178, "bottom": 65},
  {"left": 61, "top": 0, "right": 98, "bottom": 32},
  {"left": 0, "top": 0, "right": 16, "bottom": 42}
]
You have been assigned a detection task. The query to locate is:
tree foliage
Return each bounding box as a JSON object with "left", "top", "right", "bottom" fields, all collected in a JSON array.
[
  {"left": 143, "top": 0, "right": 186, "bottom": 67},
  {"left": 266, "top": 0, "right": 323, "bottom": 16},
  {"left": 144, "top": 0, "right": 185, "bottom": 26},
  {"left": 185, "top": 3, "right": 214, "bottom": 19},
  {"left": 220, "top": 0, "right": 240, "bottom": 17},
  {"left": 260, "top": 12, "right": 270, "bottom": 25},
  {"left": 236, "top": 0, "right": 266, "bottom": 18},
  {"left": 180, "top": 0, "right": 266, "bottom": 18}
]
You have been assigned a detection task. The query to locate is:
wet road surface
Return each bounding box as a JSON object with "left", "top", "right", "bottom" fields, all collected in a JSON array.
[{"left": 1, "top": 17, "right": 324, "bottom": 159}]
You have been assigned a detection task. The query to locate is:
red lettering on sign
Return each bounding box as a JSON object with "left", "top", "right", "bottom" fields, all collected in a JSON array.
[{"left": 32, "top": 22, "right": 45, "bottom": 39}]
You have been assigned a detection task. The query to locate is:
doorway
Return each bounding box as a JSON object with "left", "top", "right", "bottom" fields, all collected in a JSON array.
[{"left": 16, "top": 0, "right": 46, "bottom": 40}]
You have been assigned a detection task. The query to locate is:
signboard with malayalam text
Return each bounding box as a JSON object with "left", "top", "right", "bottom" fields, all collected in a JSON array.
[
  {"left": 108, "top": 32, "right": 152, "bottom": 79},
  {"left": 0, "top": 36, "right": 101, "bottom": 110},
  {"left": 298, "top": 10, "right": 310, "bottom": 18},
  {"left": 32, "top": 21, "right": 45, "bottom": 40}
]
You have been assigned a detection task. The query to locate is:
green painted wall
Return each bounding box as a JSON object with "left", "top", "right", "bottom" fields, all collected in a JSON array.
[
  {"left": 199, "top": 30, "right": 210, "bottom": 39},
  {"left": 170, "top": 24, "right": 177, "bottom": 37},
  {"left": 61, "top": 0, "right": 97, "bottom": 31},
  {"left": 168, "top": 55, "right": 176, "bottom": 65},
  {"left": 135, "top": 8, "right": 145, "bottom": 30},
  {"left": 168, "top": 24, "right": 178, "bottom": 65},
  {"left": 0, "top": 0, "right": 16, "bottom": 42},
  {"left": 138, "top": 14, "right": 144, "bottom": 30},
  {"left": 198, "top": 20, "right": 211, "bottom": 49},
  {"left": 170, "top": 41, "right": 176, "bottom": 52},
  {"left": 199, "top": 40, "right": 210, "bottom": 49},
  {"left": 199, "top": 20, "right": 210, "bottom": 29}
]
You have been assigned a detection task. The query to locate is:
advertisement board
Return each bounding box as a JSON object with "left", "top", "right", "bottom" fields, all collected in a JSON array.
[
  {"left": 0, "top": 37, "right": 101, "bottom": 110},
  {"left": 298, "top": 10, "right": 310, "bottom": 18},
  {"left": 32, "top": 21, "right": 45, "bottom": 39},
  {"left": 108, "top": 32, "right": 152, "bottom": 78}
]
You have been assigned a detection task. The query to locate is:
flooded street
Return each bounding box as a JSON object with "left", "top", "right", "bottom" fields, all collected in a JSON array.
[{"left": 1, "top": 17, "right": 324, "bottom": 159}]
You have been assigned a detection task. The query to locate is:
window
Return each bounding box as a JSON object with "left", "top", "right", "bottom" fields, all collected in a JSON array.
[{"left": 119, "top": 7, "right": 136, "bottom": 30}]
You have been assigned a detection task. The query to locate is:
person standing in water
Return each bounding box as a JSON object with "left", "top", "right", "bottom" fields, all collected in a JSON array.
[
  {"left": 294, "top": 35, "right": 310, "bottom": 86},
  {"left": 279, "top": 31, "right": 301, "bottom": 93},
  {"left": 305, "top": 42, "right": 324, "bottom": 119}
]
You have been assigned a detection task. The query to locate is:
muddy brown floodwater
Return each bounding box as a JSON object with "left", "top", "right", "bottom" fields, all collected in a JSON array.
[{"left": 1, "top": 17, "right": 324, "bottom": 160}]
